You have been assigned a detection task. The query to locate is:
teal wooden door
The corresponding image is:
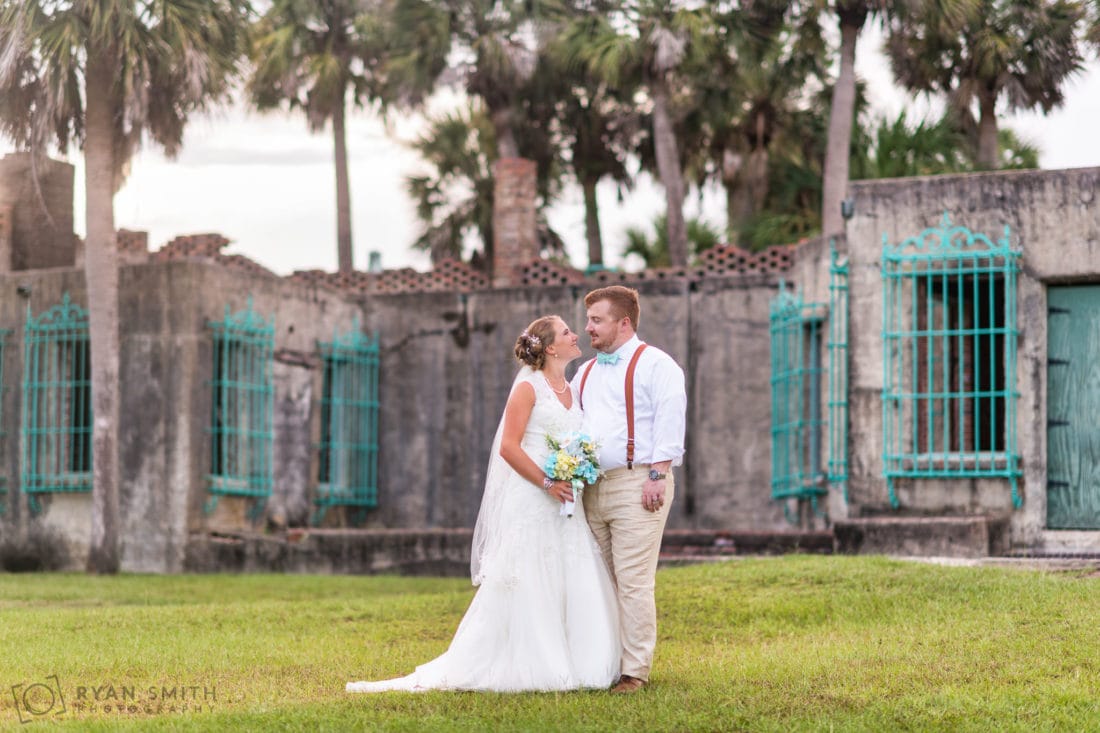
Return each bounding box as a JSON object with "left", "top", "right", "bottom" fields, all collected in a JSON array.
[{"left": 1047, "top": 286, "right": 1100, "bottom": 529}]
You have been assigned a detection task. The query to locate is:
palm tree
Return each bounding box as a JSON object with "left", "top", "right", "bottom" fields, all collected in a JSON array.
[
  {"left": 390, "top": 0, "right": 565, "bottom": 275},
  {"left": 569, "top": 1, "right": 718, "bottom": 267},
  {"left": 406, "top": 106, "right": 497, "bottom": 263},
  {"left": 407, "top": 103, "right": 564, "bottom": 266},
  {"left": 819, "top": 0, "right": 980, "bottom": 236},
  {"left": 542, "top": 15, "right": 638, "bottom": 268},
  {"left": 859, "top": 109, "right": 1039, "bottom": 178},
  {"left": 0, "top": 0, "right": 248, "bottom": 573},
  {"left": 819, "top": 0, "right": 879, "bottom": 237},
  {"left": 699, "top": 1, "right": 827, "bottom": 245},
  {"left": 744, "top": 82, "right": 871, "bottom": 249},
  {"left": 249, "top": 0, "right": 399, "bottom": 275},
  {"left": 622, "top": 212, "right": 722, "bottom": 269},
  {"left": 885, "top": 0, "right": 1087, "bottom": 169},
  {"left": 861, "top": 110, "right": 971, "bottom": 178},
  {"left": 392, "top": 0, "right": 559, "bottom": 161},
  {"left": 567, "top": 85, "right": 635, "bottom": 269}
]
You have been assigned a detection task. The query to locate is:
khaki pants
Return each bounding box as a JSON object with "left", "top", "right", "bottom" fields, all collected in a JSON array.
[{"left": 583, "top": 466, "right": 673, "bottom": 681}]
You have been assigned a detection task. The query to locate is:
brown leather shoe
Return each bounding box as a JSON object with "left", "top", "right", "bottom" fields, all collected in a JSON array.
[{"left": 610, "top": 675, "right": 646, "bottom": 693}]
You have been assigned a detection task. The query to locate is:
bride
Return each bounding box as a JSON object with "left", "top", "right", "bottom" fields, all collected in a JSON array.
[{"left": 347, "top": 316, "right": 621, "bottom": 692}]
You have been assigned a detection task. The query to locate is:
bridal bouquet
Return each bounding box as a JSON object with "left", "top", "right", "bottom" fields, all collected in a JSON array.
[{"left": 543, "top": 432, "right": 602, "bottom": 518}]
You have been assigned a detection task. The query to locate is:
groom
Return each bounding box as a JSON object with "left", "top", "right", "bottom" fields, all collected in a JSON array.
[{"left": 573, "top": 285, "right": 687, "bottom": 693}]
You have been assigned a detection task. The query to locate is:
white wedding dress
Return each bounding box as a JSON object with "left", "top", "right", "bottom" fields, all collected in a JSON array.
[{"left": 347, "top": 369, "right": 621, "bottom": 693}]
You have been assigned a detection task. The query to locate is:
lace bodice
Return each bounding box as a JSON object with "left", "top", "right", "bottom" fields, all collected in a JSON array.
[{"left": 521, "top": 372, "right": 583, "bottom": 463}]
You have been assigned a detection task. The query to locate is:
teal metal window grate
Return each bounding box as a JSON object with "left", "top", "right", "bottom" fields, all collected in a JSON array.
[
  {"left": 827, "top": 241, "right": 849, "bottom": 501},
  {"left": 20, "top": 294, "right": 92, "bottom": 514},
  {"left": 770, "top": 283, "right": 827, "bottom": 517},
  {"left": 314, "top": 324, "right": 380, "bottom": 525},
  {"left": 206, "top": 299, "right": 274, "bottom": 516},
  {"left": 881, "top": 214, "right": 1021, "bottom": 507},
  {"left": 0, "top": 328, "right": 9, "bottom": 514}
]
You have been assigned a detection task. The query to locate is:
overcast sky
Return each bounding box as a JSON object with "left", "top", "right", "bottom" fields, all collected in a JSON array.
[{"left": 5, "top": 30, "right": 1100, "bottom": 275}]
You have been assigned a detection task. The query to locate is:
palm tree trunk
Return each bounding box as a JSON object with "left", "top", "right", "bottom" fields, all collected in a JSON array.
[
  {"left": 726, "top": 179, "right": 753, "bottom": 246},
  {"left": 650, "top": 76, "right": 688, "bottom": 267},
  {"left": 821, "top": 14, "right": 863, "bottom": 237},
  {"left": 582, "top": 177, "right": 604, "bottom": 267},
  {"left": 976, "top": 90, "right": 999, "bottom": 169},
  {"left": 727, "top": 146, "right": 770, "bottom": 247},
  {"left": 83, "top": 49, "right": 121, "bottom": 574},
  {"left": 490, "top": 106, "right": 520, "bottom": 159},
  {"left": 747, "top": 126, "right": 770, "bottom": 214},
  {"left": 333, "top": 89, "right": 353, "bottom": 274},
  {"left": 722, "top": 148, "right": 743, "bottom": 243}
]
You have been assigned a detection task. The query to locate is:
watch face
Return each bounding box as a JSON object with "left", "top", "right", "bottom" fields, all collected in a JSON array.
[{"left": 648, "top": 470, "right": 659, "bottom": 480}]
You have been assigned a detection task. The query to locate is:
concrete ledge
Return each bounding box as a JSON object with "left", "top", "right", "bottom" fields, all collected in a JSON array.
[
  {"left": 184, "top": 529, "right": 474, "bottom": 576},
  {"left": 181, "top": 527, "right": 838, "bottom": 575},
  {"left": 834, "top": 516, "right": 1010, "bottom": 558},
  {"left": 660, "top": 529, "right": 833, "bottom": 557}
]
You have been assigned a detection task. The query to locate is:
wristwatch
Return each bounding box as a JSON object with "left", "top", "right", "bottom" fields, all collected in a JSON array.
[{"left": 648, "top": 469, "right": 667, "bottom": 481}]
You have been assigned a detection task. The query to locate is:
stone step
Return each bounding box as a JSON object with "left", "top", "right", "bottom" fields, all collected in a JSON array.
[
  {"left": 833, "top": 515, "right": 1010, "bottom": 558},
  {"left": 659, "top": 529, "right": 833, "bottom": 557}
]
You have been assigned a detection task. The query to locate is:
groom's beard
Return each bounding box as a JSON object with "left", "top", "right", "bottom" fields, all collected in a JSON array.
[{"left": 588, "top": 331, "right": 615, "bottom": 353}]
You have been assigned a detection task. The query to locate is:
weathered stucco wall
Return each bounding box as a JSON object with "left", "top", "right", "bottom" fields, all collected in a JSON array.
[
  {"left": 0, "top": 268, "right": 91, "bottom": 568},
  {"left": 364, "top": 276, "right": 786, "bottom": 533},
  {"left": 844, "top": 167, "right": 1100, "bottom": 549},
  {"left": 0, "top": 260, "right": 789, "bottom": 571},
  {"left": 0, "top": 262, "right": 362, "bottom": 571}
]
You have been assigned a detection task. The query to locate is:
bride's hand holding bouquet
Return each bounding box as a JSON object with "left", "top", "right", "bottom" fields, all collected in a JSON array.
[{"left": 543, "top": 432, "right": 601, "bottom": 517}]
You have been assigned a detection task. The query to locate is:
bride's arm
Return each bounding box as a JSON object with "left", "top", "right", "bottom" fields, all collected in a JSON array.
[{"left": 499, "top": 383, "right": 574, "bottom": 503}]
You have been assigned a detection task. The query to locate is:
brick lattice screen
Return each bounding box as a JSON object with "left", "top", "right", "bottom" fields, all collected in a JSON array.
[
  {"left": 151, "top": 233, "right": 277, "bottom": 277},
  {"left": 144, "top": 233, "right": 797, "bottom": 295}
]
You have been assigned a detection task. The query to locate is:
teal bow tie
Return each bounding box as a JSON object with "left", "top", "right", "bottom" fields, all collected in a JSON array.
[{"left": 596, "top": 352, "right": 621, "bottom": 366}]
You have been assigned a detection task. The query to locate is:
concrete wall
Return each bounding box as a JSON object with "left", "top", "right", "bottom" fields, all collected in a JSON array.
[
  {"left": 0, "top": 261, "right": 363, "bottom": 571},
  {"left": 843, "top": 167, "right": 1100, "bottom": 549},
  {"left": 0, "top": 262, "right": 791, "bottom": 571},
  {"left": 0, "top": 268, "right": 91, "bottom": 568},
  {"left": 162, "top": 263, "right": 363, "bottom": 565},
  {"left": 364, "top": 275, "right": 789, "bottom": 533}
]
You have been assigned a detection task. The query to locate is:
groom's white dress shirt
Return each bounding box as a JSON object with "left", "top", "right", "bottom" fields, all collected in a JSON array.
[{"left": 573, "top": 335, "right": 687, "bottom": 471}]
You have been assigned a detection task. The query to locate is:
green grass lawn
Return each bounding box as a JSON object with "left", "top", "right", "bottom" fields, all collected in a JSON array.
[{"left": 2, "top": 556, "right": 1099, "bottom": 731}]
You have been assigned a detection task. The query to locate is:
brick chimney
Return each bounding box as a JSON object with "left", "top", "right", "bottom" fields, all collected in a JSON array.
[
  {"left": 491, "top": 158, "right": 538, "bottom": 288},
  {"left": 116, "top": 229, "right": 150, "bottom": 265},
  {"left": 0, "top": 152, "right": 76, "bottom": 272}
]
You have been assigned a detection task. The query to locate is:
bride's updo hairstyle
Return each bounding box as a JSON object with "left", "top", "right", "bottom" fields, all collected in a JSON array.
[{"left": 514, "top": 316, "right": 560, "bottom": 370}]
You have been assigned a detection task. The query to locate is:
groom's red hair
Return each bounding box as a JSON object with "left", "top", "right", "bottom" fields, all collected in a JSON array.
[{"left": 584, "top": 286, "right": 640, "bottom": 331}]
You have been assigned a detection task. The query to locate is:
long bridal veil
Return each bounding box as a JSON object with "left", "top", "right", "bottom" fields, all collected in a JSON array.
[{"left": 470, "top": 365, "right": 534, "bottom": 586}]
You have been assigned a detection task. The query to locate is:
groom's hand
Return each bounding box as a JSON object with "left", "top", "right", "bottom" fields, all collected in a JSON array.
[{"left": 642, "top": 479, "right": 666, "bottom": 513}]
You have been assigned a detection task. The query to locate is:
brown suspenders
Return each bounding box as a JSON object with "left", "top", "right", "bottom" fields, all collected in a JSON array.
[
  {"left": 578, "top": 344, "right": 649, "bottom": 469},
  {"left": 579, "top": 359, "right": 597, "bottom": 408}
]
